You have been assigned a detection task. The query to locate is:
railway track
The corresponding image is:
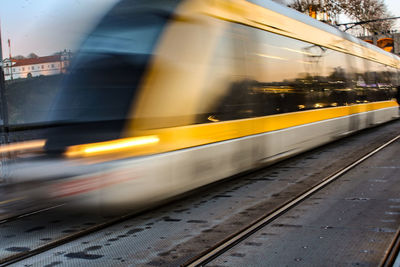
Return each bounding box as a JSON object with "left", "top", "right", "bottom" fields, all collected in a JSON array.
[
  {"left": 381, "top": 227, "right": 400, "bottom": 267},
  {"left": 0, "top": 204, "right": 65, "bottom": 225},
  {"left": 1, "top": 120, "right": 400, "bottom": 266},
  {"left": 183, "top": 134, "right": 400, "bottom": 267},
  {"left": 0, "top": 209, "right": 141, "bottom": 266}
]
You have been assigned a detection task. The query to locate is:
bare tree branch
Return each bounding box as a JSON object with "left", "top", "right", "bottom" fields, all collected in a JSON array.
[{"left": 285, "top": 0, "right": 393, "bottom": 33}]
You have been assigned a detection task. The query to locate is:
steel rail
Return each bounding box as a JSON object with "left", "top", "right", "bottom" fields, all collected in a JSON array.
[
  {"left": 380, "top": 227, "right": 400, "bottom": 267},
  {"left": 183, "top": 134, "right": 400, "bottom": 267},
  {"left": 0, "top": 206, "right": 147, "bottom": 266},
  {"left": 0, "top": 204, "right": 65, "bottom": 225}
]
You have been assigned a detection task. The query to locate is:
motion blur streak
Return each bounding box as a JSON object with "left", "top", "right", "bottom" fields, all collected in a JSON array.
[
  {"left": 1, "top": 0, "right": 400, "bottom": 210},
  {"left": 254, "top": 53, "right": 288, "bottom": 60},
  {"left": 0, "top": 140, "right": 46, "bottom": 153},
  {"left": 65, "top": 136, "right": 160, "bottom": 158},
  {"left": 0, "top": 197, "right": 25, "bottom": 206}
]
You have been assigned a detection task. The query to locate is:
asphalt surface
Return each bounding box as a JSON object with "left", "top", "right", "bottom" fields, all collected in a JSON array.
[
  {"left": 209, "top": 129, "right": 400, "bottom": 266},
  {"left": 2, "top": 120, "right": 400, "bottom": 266}
]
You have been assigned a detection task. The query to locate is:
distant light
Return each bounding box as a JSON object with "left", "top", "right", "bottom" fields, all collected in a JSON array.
[
  {"left": 298, "top": 105, "right": 306, "bottom": 109},
  {"left": 0, "top": 139, "right": 45, "bottom": 153},
  {"left": 65, "top": 136, "right": 160, "bottom": 158},
  {"left": 314, "top": 103, "right": 324, "bottom": 108}
]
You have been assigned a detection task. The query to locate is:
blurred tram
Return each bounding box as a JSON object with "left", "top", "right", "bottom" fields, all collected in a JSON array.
[{"left": 4, "top": 0, "right": 400, "bottom": 208}]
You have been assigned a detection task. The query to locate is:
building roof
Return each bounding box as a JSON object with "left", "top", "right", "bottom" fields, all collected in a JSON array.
[{"left": 13, "top": 55, "right": 61, "bottom": 67}]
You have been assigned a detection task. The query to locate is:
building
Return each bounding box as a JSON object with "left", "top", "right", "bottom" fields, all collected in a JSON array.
[{"left": 2, "top": 50, "right": 71, "bottom": 81}]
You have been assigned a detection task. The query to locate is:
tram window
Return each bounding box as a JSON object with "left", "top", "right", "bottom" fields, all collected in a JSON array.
[
  {"left": 381, "top": 66, "right": 396, "bottom": 87},
  {"left": 243, "top": 28, "right": 352, "bottom": 113},
  {"left": 201, "top": 25, "right": 361, "bottom": 124},
  {"left": 50, "top": 0, "right": 182, "bottom": 124},
  {"left": 318, "top": 49, "right": 352, "bottom": 107},
  {"left": 195, "top": 23, "right": 249, "bottom": 123},
  {"left": 364, "top": 59, "right": 396, "bottom": 101},
  {"left": 382, "top": 65, "right": 398, "bottom": 100},
  {"left": 249, "top": 30, "right": 316, "bottom": 113},
  {"left": 389, "top": 67, "right": 399, "bottom": 87},
  {"left": 129, "top": 19, "right": 400, "bottom": 129},
  {"left": 347, "top": 55, "right": 369, "bottom": 103},
  {"left": 368, "top": 61, "right": 390, "bottom": 86}
]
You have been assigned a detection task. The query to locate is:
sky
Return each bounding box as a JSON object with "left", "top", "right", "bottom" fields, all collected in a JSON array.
[
  {"left": 338, "top": 0, "right": 400, "bottom": 30},
  {"left": 0, "top": 0, "right": 118, "bottom": 59},
  {"left": 384, "top": 0, "right": 400, "bottom": 31},
  {"left": 0, "top": 0, "right": 400, "bottom": 60}
]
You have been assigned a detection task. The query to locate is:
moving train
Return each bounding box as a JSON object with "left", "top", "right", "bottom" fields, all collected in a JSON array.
[{"left": 3, "top": 0, "right": 400, "bottom": 208}]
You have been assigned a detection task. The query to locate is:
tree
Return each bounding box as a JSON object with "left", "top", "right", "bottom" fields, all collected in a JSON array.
[
  {"left": 27, "top": 53, "right": 38, "bottom": 59},
  {"left": 286, "top": 0, "right": 393, "bottom": 33},
  {"left": 287, "top": 0, "right": 342, "bottom": 24},
  {"left": 340, "top": 0, "right": 394, "bottom": 33},
  {"left": 13, "top": 55, "right": 26, "bottom": 60}
]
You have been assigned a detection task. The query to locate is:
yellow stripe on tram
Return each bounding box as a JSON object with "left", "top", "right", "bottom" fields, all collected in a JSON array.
[{"left": 65, "top": 100, "right": 398, "bottom": 159}]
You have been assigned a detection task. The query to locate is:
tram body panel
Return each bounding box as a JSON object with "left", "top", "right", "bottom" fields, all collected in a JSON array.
[{"left": 40, "top": 105, "right": 398, "bottom": 208}]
